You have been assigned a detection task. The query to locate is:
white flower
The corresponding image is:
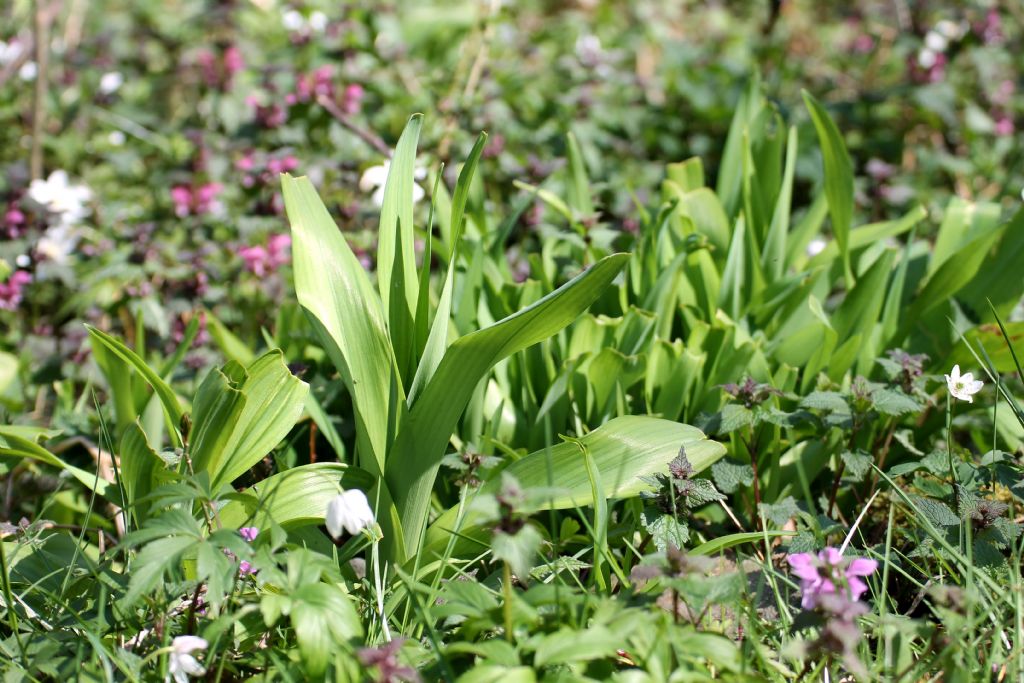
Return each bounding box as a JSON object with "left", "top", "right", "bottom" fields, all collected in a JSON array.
[
  {"left": 27, "top": 170, "right": 92, "bottom": 225},
  {"left": 935, "top": 19, "right": 964, "bottom": 40},
  {"left": 945, "top": 364, "right": 984, "bottom": 403},
  {"left": 924, "top": 30, "right": 948, "bottom": 53},
  {"left": 282, "top": 9, "right": 305, "bottom": 31},
  {"left": 309, "top": 10, "right": 328, "bottom": 32},
  {"left": 325, "top": 489, "right": 375, "bottom": 539},
  {"left": 35, "top": 223, "right": 79, "bottom": 265},
  {"left": 18, "top": 61, "right": 36, "bottom": 81},
  {"left": 0, "top": 40, "right": 23, "bottom": 66},
  {"left": 358, "top": 160, "right": 426, "bottom": 207},
  {"left": 806, "top": 238, "right": 827, "bottom": 257},
  {"left": 917, "top": 48, "right": 937, "bottom": 69},
  {"left": 99, "top": 71, "right": 124, "bottom": 94},
  {"left": 109, "top": 130, "right": 126, "bottom": 146},
  {"left": 168, "top": 635, "right": 207, "bottom": 683},
  {"left": 14, "top": 254, "right": 30, "bottom": 268}
]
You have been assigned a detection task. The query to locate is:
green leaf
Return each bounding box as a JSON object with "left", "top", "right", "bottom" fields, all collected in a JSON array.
[
  {"left": 0, "top": 428, "right": 122, "bottom": 504},
  {"left": 711, "top": 460, "right": 755, "bottom": 494},
  {"left": 910, "top": 496, "right": 959, "bottom": 527},
  {"left": 119, "top": 421, "right": 168, "bottom": 524},
  {"left": 800, "top": 391, "right": 849, "bottom": 413},
  {"left": 565, "top": 131, "right": 594, "bottom": 218},
  {"left": 377, "top": 114, "right": 424, "bottom": 339},
  {"left": 218, "top": 463, "right": 372, "bottom": 531},
  {"left": 283, "top": 173, "right": 402, "bottom": 479},
  {"left": 803, "top": 90, "right": 855, "bottom": 286},
  {"left": 409, "top": 133, "right": 487, "bottom": 404},
  {"left": 690, "top": 530, "right": 795, "bottom": 556},
  {"left": 492, "top": 525, "right": 543, "bottom": 579},
  {"left": 533, "top": 626, "right": 619, "bottom": 667},
  {"left": 388, "top": 254, "right": 630, "bottom": 562},
  {"left": 86, "top": 325, "right": 184, "bottom": 447},
  {"left": 762, "top": 125, "right": 797, "bottom": 281},
  {"left": 290, "top": 583, "right": 363, "bottom": 676},
  {"left": 424, "top": 416, "right": 725, "bottom": 556},
  {"left": 644, "top": 513, "right": 689, "bottom": 552},
  {"left": 831, "top": 248, "right": 895, "bottom": 343},
  {"left": 202, "top": 352, "right": 309, "bottom": 489}
]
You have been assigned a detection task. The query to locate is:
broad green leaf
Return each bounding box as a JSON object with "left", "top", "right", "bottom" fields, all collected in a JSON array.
[
  {"left": 534, "top": 626, "right": 619, "bottom": 667},
  {"left": 0, "top": 428, "right": 122, "bottom": 504},
  {"left": 387, "top": 253, "right": 630, "bottom": 562},
  {"left": 376, "top": 114, "right": 423, "bottom": 326},
  {"left": 218, "top": 462, "right": 373, "bottom": 530},
  {"left": 803, "top": 90, "right": 854, "bottom": 287},
  {"left": 929, "top": 197, "right": 1002, "bottom": 275},
  {"left": 290, "top": 583, "right": 363, "bottom": 676},
  {"left": 86, "top": 325, "right": 184, "bottom": 447},
  {"left": 424, "top": 416, "right": 725, "bottom": 553},
  {"left": 209, "top": 351, "right": 308, "bottom": 489},
  {"left": 409, "top": 133, "right": 487, "bottom": 403},
  {"left": 189, "top": 364, "right": 247, "bottom": 478},
  {"left": 831, "top": 248, "right": 895, "bottom": 343},
  {"left": 120, "top": 421, "right": 167, "bottom": 524},
  {"left": 283, "top": 173, "right": 401, "bottom": 478}
]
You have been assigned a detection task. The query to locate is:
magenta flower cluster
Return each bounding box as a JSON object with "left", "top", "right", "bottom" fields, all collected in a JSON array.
[
  {"left": 787, "top": 547, "right": 878, "bottom": 610},
  {"left": 171, "top": 183, "right": 223, "bottom": 218},
  {"left": 0, "top": 271, "right": 32, "bottom": 311},
  {"left": 238, "top": 234, "right": 291, "bottom": 277},
  {"left": 238, "top": 526, "right": 258, "bottom": 576}
]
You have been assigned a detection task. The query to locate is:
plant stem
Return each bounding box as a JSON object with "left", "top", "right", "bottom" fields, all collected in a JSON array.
[
  {"left": 30, "top": 0, "right": 51, "bottom": 180},
  {"left": 0, "top": 536, "right": 29, "bottom": 667},
  {"left": 503, "top": 561, "right": 514, "bottom": 643}
]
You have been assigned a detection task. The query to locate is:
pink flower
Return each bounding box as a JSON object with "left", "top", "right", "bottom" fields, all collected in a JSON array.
[
  {"left": 994, "top": 116, "right": 1015, "bottom": 137},
  {"left": 4, "top": 206, "right": 25, "bottom": 238},
  {"left": 239, "top": 245, "right": 270, "bottom": 276},
  {"left": 267, "top": 233, "right": 291, "bottom": 267},
  {"left": 194, "top": 183, "right": 223, "bottom": 214},
  {"left": 223, "top": 45, "right": 244, "bottom": 79},
  {"left": 787, "top": 547, "right": 878, "bottom": 610},
  {"left": 0, "top": 270, "right": 32, "bottom": 311},
  {"left": 341, "top": 83, "right": 364, "bottom": 114},
  {"left": 171, "top": 186, "right": 193, "bottom": 217},
  {"left": 239, "top": 527, "right": 259, "bottom": 543}
]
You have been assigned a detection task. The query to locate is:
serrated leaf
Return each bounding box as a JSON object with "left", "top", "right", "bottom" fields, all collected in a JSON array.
[
  {"left": 872, "top": 388, "right": 924, "bottom": 417},
  {"left": 711, "top": 460, "right": 755, "bottom": 494},
  {"left": 840, "top": 450, "right": 873, "bottom": 482},
  {"left": 759, "top": 496, "right": 800, "bottom": 526},
  {"left": 644, "top": 513, "right": 689, "bottom": 552},
  {"left": 800, "top": 391, "right": 849, "bottom": 413},
  {"left": 910, "top": 496, "right": 959, "bottom": 527}
]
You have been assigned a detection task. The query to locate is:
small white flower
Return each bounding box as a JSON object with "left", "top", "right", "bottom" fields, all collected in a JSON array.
[
  {"left": 282, "top": 9, "right": 305, "bottom": 31},
  {"left": 309, "top": 10, "right": 328, "bottom": 32},
  {"left": 0, "top": 40, "right": 23, "bottom": 66},
  {"left": 35, "top": 223, "right": 79, "bottom": 265},
  {"left": 99, "top": 71, "right": 124, "bottom": 94},
  {"left": 806, "top": 238, "right": 827, "bottom": 257},
  {"left": 27, "top": 170, "right": 92, "bottom": 225},
  {"left": 917, "top": 48, "right": 937, "bottom": 69},
  {"left": 935, "top": 19, "right": 964, "bottom": 40},
  {"left": 945, "top": 364, "right": 984, "bottom": 403},
  {"left": 325, "top": 489, "right": 375, "bottom": 538},
  {"left": 108, "top": 130, "right": 126, "bottom": 146},
  {"left": 358, "top": 160, "right": 426, "bottom": 207},
  {"left": 924, "top": 30, "right": 948, "bottom": 53},
  {"left": 168, "top": 635, "right": 207, "bottom": 683},
  {"left": 14, "top": 254, "right": 30, "bottom": 268},
  {"left": 18, "top": 61, "right": 37, "bottom": 81}
]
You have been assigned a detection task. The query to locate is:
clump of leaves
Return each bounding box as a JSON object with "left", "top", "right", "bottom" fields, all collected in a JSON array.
[{"left": 640, "top": 447, "right": 724, "bottom": 551}]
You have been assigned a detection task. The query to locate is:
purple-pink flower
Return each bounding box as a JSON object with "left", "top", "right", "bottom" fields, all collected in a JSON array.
[
  {"left": 239, "top": 234, "right": 291, "bottom": 276},
  {"left": 171, "top": 183, "right": 223, "bottom": 217},
  {"left": 787, "top": 547, "right": 878, "bottom": 610},
  {"left": 239, "top": 527, "right": 259, "bottom": 543},
  {"left": 0, "top": 270, "right": 32, "bottom": 311}
]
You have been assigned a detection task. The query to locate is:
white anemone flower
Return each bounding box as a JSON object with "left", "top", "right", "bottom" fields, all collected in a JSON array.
[
  {"left": 282, "top": 9, "right": 305, "bottom": 31},
  {"left": 309, "top": 10, "right": 328, "bottom": 32},
  {"left": 917, "top": 48, "right": 937, "bottom": 69},
  {"left": 325, "top": 489, "right": 375, "bottom": 539},
  {"left": 806, "top": 238, "right": 827, "bottom": 257},
  {"left": 924, "top": 30, "right": 948, "bottom": 53},
  {"left": 358, "top": 160, "right": 426, "bottom": 207},
  {"left": 945, "top": 364, "right": 984, "bottom": 403},
  {"left": 99, "top": 71, "right": 124, "bottom": 94},
  {"left": 27, "top": 170, "right": 92, "bottom": 226},
  {"left": 35, "top": 223, "right": 79, "bottom": 266},
  {"left": 168, "top": 635, "right": 208, "bottom": 683}
]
